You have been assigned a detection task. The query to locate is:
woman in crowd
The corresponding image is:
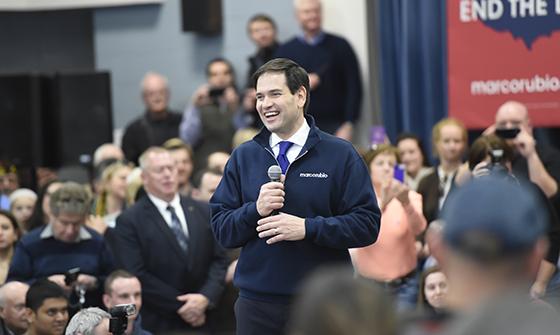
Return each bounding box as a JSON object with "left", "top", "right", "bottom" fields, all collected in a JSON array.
[
  {"left": 417, "top": 118, "right": 468, "bottom": 224},
  {"left": 395, "top": 132, "right": 433, "bottom": 191},
  {"left": 91, "top": 160, "right": 133, "bottom": 227},
  {"left": 25, "top": 179, "right": 63, "bottom": 232},
  {"left": 418, "top": 266, "right": 448, "bottom": 314},
  {"left": 0, "top": 210, "right": 20, "bottom": 284},
  {"left": 352, "top": 144, "right": 427, "bottom": 312},
  {"left": 9, "top": 188, "right": 37, "bottom": 234}
]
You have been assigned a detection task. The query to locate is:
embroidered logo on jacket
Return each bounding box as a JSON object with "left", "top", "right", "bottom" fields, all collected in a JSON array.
[{"left": 299, "top": 172, "right": 328, "bottom": 178}]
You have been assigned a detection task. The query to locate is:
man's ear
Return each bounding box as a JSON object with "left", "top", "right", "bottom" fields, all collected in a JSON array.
[
  {"left": 102, "top": 294, "right": 111, "bottom": 310},
  {"left": 296, "top": 86, "right": 307, "bottom": 109},
  {"left": 191, "top": 189, "right": 200, "bottom": 200}
]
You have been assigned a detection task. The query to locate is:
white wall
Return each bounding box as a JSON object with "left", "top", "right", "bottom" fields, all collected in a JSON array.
[{"left": 323, "top": 0, "right": 372, "bottom": 147}]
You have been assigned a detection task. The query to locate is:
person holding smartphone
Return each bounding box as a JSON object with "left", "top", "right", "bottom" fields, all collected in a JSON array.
[
  {"left": 179, "top": 58, "right": 241, "bottom": 174},
  {"left": 351, "top": 144, "right": 427, "bottom": 312}
]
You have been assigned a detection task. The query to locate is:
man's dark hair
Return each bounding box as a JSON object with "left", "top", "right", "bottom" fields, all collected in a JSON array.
[
  {"left": 104, "top": 269, "right": 136, "bottom": 295},
  {"left": 205, "top": 58, "right": 234, "bottom": 78},
  {"left": 192, "top": 167, "right": 223, "bottom": 190},
  {"left": 248, "top": 14, "right": 276, "bottom": 32},
  {"left": 26, "top": 279, "right": 67, "bottom": 312},
  {"left": 252, "top": 58, "right": 310, "bottom": 113}
]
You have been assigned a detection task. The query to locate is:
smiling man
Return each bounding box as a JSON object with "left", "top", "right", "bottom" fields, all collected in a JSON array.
[
  {"left": 114, "top": 147, "right": 228, "bottom": 334},
  {"left": 7, "top": 182, "right": 115, "bottom": 314},
  {"left": 210, "top": 58, "right": 381, "bottom": 335}
]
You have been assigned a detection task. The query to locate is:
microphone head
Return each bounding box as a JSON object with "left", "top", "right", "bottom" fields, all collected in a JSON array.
[{"left": 268, "top": 165, "right": 282, "bottom": 182}]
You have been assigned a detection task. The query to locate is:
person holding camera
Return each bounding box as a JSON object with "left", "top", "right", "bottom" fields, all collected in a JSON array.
[
  {"left": 7, "top": 182, "right": 115, "bottom": 314},
  {"left": 466, "top": 134, "right": 560, "bottom": 301},
  {"left": 483, "top": 101, "right": 560, "bottom": 201},
  {"left": 179, "top": 58, "right": 241, "bottom": 174},
  {"left": 65, "top": 308, "right": 111, "bottom": 335}
]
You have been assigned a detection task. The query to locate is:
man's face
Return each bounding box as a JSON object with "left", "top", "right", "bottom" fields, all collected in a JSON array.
[
  {"left": 168, "top": 148, "right": 193, "bottom": 185},
  {"left": 142, "top": 75, "right": 168, "bottom": 113},
  {"left": 256, "top": 71, "right": 306, "bottom": 140},
  {"left": 0, "top": 283, "right": 29, "bottom": 335},
  {"left": 50, "top": 213, "right": 86, "bottom": 243},
  {"left": 26, "top": 298, "right": 68, "bottom": 335},
  {"left": 196, "top": 173, "right": 222, "bottom": 203},
  {"left": 495, "top": 102, "right": 531, "bottom": 132},
  {"left": 208, "top": 61, "right": 233, "bottom": 89},
  {"left": 142, "top": 151, "right": 178, "bottom": 203},
  {"left": 296, "top": 0, "right": 322, "bottom": 34},
  {"left": 104, "top": 277, "right": 142, "bottom": 321},
  {"left": 0, "top": 173, "right": 19, "bottom": 196},
  {"left": 249, "top": 20, "right": 275, "bottom": 49}
]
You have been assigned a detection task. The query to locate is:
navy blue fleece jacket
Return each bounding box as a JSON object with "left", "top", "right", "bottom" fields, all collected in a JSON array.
[
  {"left": 210, "top": 115, "right": 380, "bottom": 302},
  {"left": 273, "top": 33, "right": 362, "bottom": 132}
]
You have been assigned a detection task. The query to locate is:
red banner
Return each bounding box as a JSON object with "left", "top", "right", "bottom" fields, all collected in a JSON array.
[{"left": 447, "top": 0, "right": 560, "bottom": 129}]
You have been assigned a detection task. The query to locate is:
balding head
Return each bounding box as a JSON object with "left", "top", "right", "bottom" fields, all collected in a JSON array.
[
  {"left": 141, "top": 72, "right": 169, "bottom": 114},
  {"left": 495, "top": 101, "right": 532, "bottom": 134},
  {"left": 93, "top": 144, "right": 124, "bottom": 167},
  {"left": 0, "top": 282, "right": 30, "bottom": 335}
]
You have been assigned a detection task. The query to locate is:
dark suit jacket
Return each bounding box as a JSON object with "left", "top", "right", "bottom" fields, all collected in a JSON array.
[
  {"left": 114, "top": 195, "right": 229, "bottom": 334},
  {"left": 416, "top": 167, "right": 458, "bottom": 225}
]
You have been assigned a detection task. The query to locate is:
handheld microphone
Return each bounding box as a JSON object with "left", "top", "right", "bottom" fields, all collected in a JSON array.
[{"left": 267, "top": 165, "right": 282, "bottom": 215}]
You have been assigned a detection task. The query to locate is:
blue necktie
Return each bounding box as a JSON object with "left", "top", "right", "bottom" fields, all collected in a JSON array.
[
  {"left": 167, "top": 205, "right": 189, "bottom": 252},
  {"left": 278, "top": 141, "right": 294, "bottom": 174}
]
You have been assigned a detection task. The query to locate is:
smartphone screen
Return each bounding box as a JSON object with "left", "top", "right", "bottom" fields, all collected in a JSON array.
[
  {"left": 394, "top": 163, "right": 406, "bottom": 183},
  {"left": 371, "top": 126, "right": 386, "bottom": 145},
  {"left": 495, "top": 128, "right": 520, "bottom": 139}
]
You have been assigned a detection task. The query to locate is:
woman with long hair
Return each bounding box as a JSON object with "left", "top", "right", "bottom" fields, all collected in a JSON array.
[{"left": 0, "top": 210, "right": 20, "bottom": 284}]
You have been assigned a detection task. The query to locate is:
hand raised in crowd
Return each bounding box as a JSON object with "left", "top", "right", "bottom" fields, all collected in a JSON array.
[
  {"left": 192, "top": 85, "right": 212, "bottom": 107},
  {"left": 47, "top": 274, "right": 74, "bottom": 297},
  {"left": 256, "top": 213, "right": 306, "bottom": 245},
  {"left": 243, "top": 88, "right": 257, "bottom": 111},
  {"left": 76, "top": 274, "right": 98, "bottom": 291},
  {"left": 380, "top": 177, "right": 410, "bottom": 209},
  {"left": 177, "top": 293, "right": 209, "bottom": 327},
  {"left": 85, "top": 215, "right": 108, "bottom": 235},
  {"left": 513, "top": 123, "right": 536, "bottom": 158},
  {"left": 222, "top": 86, "right": 240, "bottom": 111},
  {"left": 308, "top": 73, "right": 321, "bottom": 91}
]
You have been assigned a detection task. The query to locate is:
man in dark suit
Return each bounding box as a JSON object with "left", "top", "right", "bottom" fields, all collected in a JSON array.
[{"left": 114, "top": 147, "right": 228, "bottom": 334}]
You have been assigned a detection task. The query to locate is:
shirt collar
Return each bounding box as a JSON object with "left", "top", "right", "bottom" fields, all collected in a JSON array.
[
  {"left": 40, "top": 222, "right": 92, "bottom": 243},
  {"left": 147, "top": 192, "right": 181, "bottom": 211},
  {"left": 270, "top": 119, "right": 310, "bottom": 149},
  {"left": 297, "top": 30, "right": 326, "bottom": 46}
]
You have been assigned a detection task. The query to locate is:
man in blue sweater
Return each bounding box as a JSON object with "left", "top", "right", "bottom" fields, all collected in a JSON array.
[
  {"left": 273, "top": 0, "right": 362, "bottom": 142},
  {"left": 7, "top": 182, "right": 115, "bottom": 314},
  {"left": 210, "top": 58, "right": 380, "bottom": 334}
]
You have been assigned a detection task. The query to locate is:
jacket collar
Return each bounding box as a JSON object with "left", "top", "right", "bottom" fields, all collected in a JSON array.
[{"left": 254, "top": 114, "right": 322, "bottom": 156}]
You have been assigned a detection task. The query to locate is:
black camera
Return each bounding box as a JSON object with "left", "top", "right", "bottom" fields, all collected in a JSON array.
[
  {"left": 109, "top": 304, "right": 137, "bottom": 335},
  {"left": 65, "top": 267, "right": 81, "bottom": 285},
  {"left": 208, "top": 87, "right": 226, "bottom": 98},
  {"left": 484, "top": 149, "right": 509, "bottom": 177}
]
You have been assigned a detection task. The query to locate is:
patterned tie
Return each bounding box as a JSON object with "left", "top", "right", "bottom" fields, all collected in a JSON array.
[
  {"left": 277, "top": 141, "right": 294, "bottom": 174},
  {"left": 166, "top": 205, "right": 189, "bottom": 252}
]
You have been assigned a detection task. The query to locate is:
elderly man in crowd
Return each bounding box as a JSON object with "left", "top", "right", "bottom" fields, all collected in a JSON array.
[
  {"left": 7, "top": 182, "right": 115, "bottom": 313},
  {"left": 122, "top": 72, "right": 182, "bottom": 165},
  {"left": 0, "top": 281, "right": 29, "bottom": 335}
]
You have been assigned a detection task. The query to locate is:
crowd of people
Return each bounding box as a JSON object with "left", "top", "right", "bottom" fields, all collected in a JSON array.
[{"left": 1, "top": 0, "right": 560, "bottom": 334}]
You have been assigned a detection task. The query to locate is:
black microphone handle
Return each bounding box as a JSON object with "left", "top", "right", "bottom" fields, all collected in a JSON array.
[{"left": 271, "top": 209, "right": 279, "bottom": 216}]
